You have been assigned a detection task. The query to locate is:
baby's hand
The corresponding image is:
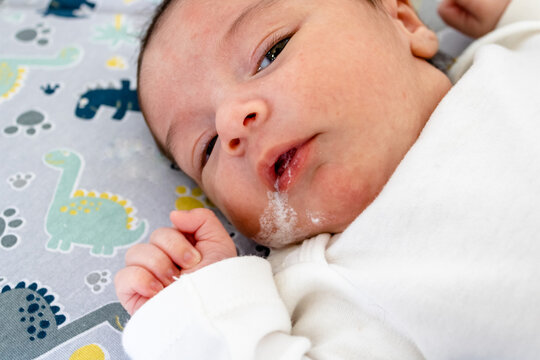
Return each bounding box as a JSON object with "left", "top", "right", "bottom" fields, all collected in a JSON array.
[
  {"left": 438, "top": 0, "right": 512, "bottom": 38},
  {"left": 115, "top": 208, "right": 237, "bottom": 315}
]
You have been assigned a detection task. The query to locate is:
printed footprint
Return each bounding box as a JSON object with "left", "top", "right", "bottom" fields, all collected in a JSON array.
[
  {"left": 106, "top": 55, "right": 126, "bottom": 70},
  {"left": 175, "top": 186, "right": 215, "bottom": 211},
  {"left": 70, "top": 344, "right": 106, "bottom": 360},
  {"left": 41, "top": 83, "right": 60, "bottom": 95},
  {"left": 7, "top": 173, "right": 34, "bottom": 190},
  {"left": 0, "top": 207, "right": 24, "bottom": 249},
  {"left": 15, "top": 23, "right": 51, "bottom": 46},
  {"left": 85, "top": 270, "right": 111, "bottom": 294},
  {"left": 0, "top": 276, "right": 5, "bottom": 285},
  {"left": 4, "top": 110, "right": 52, "bottom": 136}
]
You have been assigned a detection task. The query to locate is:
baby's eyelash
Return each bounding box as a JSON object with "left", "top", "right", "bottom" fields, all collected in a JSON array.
[
  {"left": 255, "top": 32, "right": 293, "bottom": 73},
  {"left": 202, "top": 135, "right": 218, "bottom": 168}
]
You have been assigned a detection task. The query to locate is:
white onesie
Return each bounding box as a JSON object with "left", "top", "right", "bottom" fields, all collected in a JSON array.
[{"left": 123, "top": 0, "right": 540, "bottom": 358}]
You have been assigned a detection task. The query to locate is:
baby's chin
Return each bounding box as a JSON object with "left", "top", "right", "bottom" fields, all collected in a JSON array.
[
  {"left": 252, "top": 231, "right": 304, "bottom": 249},
  {"left": 229, "top": 190, "right": 360, "bottom": 249},
  {"left": 250, "top": 210, "right": 348, "bottom": 249}
]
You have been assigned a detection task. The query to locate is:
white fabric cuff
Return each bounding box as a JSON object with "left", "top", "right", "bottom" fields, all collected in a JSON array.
[{"left": 122, "top": 256, "right": 291, "bottom": 360}]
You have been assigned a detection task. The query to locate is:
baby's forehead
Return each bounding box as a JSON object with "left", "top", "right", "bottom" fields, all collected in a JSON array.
[
  {"left": 144, "top": 0, "right": 280, "bottom": 73},
  {"left": 157, "top": 0, "right": 286, "bottom": 35}
]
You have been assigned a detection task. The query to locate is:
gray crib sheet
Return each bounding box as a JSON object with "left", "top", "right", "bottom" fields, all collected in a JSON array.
[{"left": 0, "top": 0, "right": 468, "bottom": 358}]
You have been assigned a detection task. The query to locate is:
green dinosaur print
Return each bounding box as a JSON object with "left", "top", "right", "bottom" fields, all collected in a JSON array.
[
  {"left": 0, "top": 47, "right": 80, "bottom": 102},
  {"left": 43, "top": 149, "right": 147, "bottom": 256}
]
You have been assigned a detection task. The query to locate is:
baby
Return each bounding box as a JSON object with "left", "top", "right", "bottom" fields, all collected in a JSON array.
[{"left": 116, "top": 0, "right": 540, "bottom": 358}]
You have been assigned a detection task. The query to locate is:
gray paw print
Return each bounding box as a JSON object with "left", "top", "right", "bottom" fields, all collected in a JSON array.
[
  {"left": 15, "top": 23, "right": 51, "bottom": 46},
  {"left": 7, "top": 173, "right": 34, "bottom": 190},
  {"left": 0, "top": 277, "right": 5, "bottom": 285},
  {"left": 85, "top": 270, "right": 111, "bottom": 293},
  {"left": 0, "top": 207, "right": 24, "bottom": 249},
  {"left": 4, "top": 110, "right": 52, "bottom": 136}
]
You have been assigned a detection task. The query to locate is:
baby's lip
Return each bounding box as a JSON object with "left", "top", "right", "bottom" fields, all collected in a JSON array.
[{"left": 257, "top": 135, "right": 316, "bottom": 192}]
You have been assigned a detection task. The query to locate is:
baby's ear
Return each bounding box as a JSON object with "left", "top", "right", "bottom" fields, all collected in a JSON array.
[{"left": 386, "top": 0, "right": 439, "bottom": 59}]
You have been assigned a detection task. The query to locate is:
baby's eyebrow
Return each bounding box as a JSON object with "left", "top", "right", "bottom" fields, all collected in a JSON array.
[
  {"left": 165, "top": 121, "right": 182, "bottom": 164},
  {"left": 226, "top": 0, "right": 284, "bottom": 39}
]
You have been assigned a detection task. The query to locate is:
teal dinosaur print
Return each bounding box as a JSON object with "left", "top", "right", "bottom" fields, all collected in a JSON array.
[
  {"left": 44, "top": 150, "right": 147, "bottom": 256},
  {"left": 0, "top": 281, "right": 129, "bottom": 360},
  {"left": 0, "top": 47, "right": 80, "bottom": 102},
  {"left": 93, "top": 14, "right": 139, "bottom": 47}
]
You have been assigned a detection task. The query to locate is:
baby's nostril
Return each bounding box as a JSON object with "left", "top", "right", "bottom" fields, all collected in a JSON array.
[
  {"left": 243, "top": 113, "right": 256, "bottom": 126},
  {"left": 229, "top": 138, "right": 240, "bottom": 149}
]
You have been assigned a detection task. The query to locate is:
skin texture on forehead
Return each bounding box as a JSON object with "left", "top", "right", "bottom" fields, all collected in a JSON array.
[
  {"left": 138, "top": 0, "right": 378, "bottom": 78},
  {"left": 137, "top": 0, "right": 178, "bottom": 160},
  {"left": 137, "top": 0, "right": 381, "bottom": 162},
  {"left": 138, "top": 0, "right": 176, "bottom": 82}
]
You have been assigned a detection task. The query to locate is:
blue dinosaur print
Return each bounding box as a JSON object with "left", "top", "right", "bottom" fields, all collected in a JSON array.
[
  {"left": 42, "top": 0, "right": 96, "bottom": 18},
  {"left": 75, "top": 79, "right": 141, "bottom": 120},
  {"left": 0, "top": 281, "right": 129, "bottom": 360}
]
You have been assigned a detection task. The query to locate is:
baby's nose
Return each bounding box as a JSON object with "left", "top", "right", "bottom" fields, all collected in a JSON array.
[{"left": 216, "top": 99, "right": 269, "bottom": 155}]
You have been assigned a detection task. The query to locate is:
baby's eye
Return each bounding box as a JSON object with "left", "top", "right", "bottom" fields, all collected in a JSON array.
[
  {"left": 203, "top": 135, "right": 218, "bottom": 167},
  {"left": 257, "top": 37, "right": 290, "bottom": 73}
]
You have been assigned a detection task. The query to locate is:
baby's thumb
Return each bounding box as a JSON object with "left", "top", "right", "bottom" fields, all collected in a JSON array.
[{"left": 170, "top": 209, "right": 237, "bottom": 273}]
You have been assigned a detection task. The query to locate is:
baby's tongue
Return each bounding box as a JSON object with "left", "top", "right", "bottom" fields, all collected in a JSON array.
[{"left": 274, "top": 148, "right": 297, "bottom": 178}]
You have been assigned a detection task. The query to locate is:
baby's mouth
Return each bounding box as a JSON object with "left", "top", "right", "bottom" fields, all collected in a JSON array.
[
  {"left": 274, "top": 148, "right": 297, "bottom": 178},
  {"left": 272, "top": 146, "right": 302, "bottom": 192},
  {"left": 259, "top": 135, "right": 317, "bottom": 193}
]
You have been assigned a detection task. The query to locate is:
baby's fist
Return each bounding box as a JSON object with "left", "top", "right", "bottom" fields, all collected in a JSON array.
[
  {"left": 115, "top": 208, "right": 236, "bottom": 315},
  {"left": 170, "top": 208, "right": 237, "bottom": 274},
  {"left": 438, "top": 0, "right": 512, "bottom": 38}
]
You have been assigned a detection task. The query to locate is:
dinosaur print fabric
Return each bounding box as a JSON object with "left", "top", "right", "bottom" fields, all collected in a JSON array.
[
  {"left": 0, "top": 0, "right": 459, "bottom": 358},
  {"left": 0, "top": 0, "right": 264, "bottom": 358}
]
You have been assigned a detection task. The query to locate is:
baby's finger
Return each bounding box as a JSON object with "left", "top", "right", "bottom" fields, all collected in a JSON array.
[
  {"left": 438, "top": 0, "right": 473, "bottom": 30},
  {"left": 115, "top": 266, "right": 163, "bottom": 314},
  {"left": 149, "top": 227, "right": 202, "bottom": 269},
  {"left": 170, "top": 209, "right": 237, "bottom": 269},
  {"left": 170, "top": 208, "right": 232, "bottom": 244},
  {"left": 125, "top": 243, "right": 181, "bottom": 286}
]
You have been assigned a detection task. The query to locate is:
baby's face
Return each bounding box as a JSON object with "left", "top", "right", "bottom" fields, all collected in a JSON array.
[{"left": 139, "top": 0, "right": 451, "bottom": 247}]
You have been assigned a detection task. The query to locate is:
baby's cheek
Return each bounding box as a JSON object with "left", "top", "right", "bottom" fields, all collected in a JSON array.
[
  {"left": 217, "top": 193, "right": 264, "bottom": 240},
  {"left": 309, "top": 164, "right": 373, "bottom": 228}
]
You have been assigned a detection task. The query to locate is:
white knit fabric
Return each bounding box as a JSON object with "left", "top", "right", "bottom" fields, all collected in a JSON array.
[{"left": 123, "top": 0, "right": 540, "bottom": 358}]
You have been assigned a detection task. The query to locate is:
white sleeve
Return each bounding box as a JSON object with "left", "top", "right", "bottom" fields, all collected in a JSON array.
[
  {"left": 449, "top": 0, "right": 540, "bottom": 81},
  {"left": 498, "top": 0, "right": 540, "bottom": 28},
  {"left": 122, "top": 256, "right": 309, "bottom": 360},
  {"left": 122, "top": 253, "right": 423, "bottom": 360}
]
